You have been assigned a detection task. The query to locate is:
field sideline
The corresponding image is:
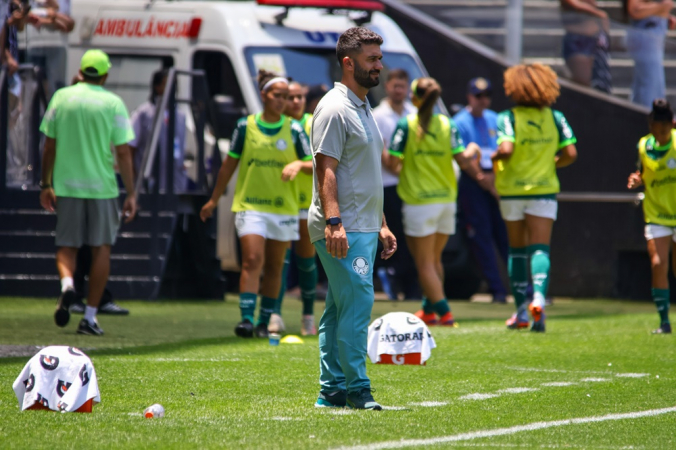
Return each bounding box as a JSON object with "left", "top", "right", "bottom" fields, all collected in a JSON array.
[{"left": 0, "top": 296, "right": 674, "bottom": 449}]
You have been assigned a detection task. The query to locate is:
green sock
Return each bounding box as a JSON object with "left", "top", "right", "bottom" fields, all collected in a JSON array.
[
  {"left": 273, "top": 249, "right": 291, "bottom": 315},
  {"left": 422, "top": 297, "right": 434, "bottom": 314},
  {"left": 652, "top": 288, "right": 671, "bottom": 325},
  {"left": 297, "top": 255, "right": 317, "bottom": 316},
  {"left": 528, "top": 244, "right": 550, "bottom": 308},
  {"left": 508, "top": 247, "right": 529, "bottom": 313},
  {"left": 239, "top": 292, "right": 257, "bottom": 323},
  {"left": 431, "top": 299, "right": 451, "bottom": 317},
  {"left": 257, "top": 296, "right": 276, "bottom": 326}
]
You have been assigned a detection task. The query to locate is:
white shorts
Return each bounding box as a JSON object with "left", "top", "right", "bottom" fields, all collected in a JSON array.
[
  {"left": 298, "top": 209, "right": 309, "bottom": 221},
  {"left": 644, "top": 224, "right": 676, "bottom": 241},
  {"left": 402, "top": 202, "right": 456, "bottom": 237},
  {"left": 499, "top": 198, "right": 558, "bottom": 221},
  {"left": 235, "top": 211, "right": 299, "bottom": 242}
]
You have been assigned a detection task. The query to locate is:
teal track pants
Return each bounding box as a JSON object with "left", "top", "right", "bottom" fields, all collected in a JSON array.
[{"left": 314, "top": 232, "right": 378, "bottom": 394}]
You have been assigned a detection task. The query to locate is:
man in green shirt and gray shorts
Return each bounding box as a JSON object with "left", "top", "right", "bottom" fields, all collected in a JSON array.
[{"left": 39, "top": 49, "right": 137, "bottom": 336}]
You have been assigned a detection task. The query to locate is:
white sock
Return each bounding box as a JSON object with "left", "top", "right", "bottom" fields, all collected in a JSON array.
[
  {"left": 532, "top": 292, "right": 546, "bottom": 309},
  {"left": 60, "top": 277, "right": 74, "bottom": 293},
  {"left": 84, "top": 306, "right": 97, "bottom": 325}
]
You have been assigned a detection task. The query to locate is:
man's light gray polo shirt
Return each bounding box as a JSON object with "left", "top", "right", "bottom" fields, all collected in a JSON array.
[{"left": 308, "top": 82, "right": 384, "bottom": 244}]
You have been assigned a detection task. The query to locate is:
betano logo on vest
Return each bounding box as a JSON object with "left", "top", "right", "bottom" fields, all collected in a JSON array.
[{"left": 247, "top": 158, "right": 285, "bottom": 168}]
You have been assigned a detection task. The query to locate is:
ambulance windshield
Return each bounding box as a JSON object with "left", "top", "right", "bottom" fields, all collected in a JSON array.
[{"left": 245, "top": 47, "right": 425, "bottom": 106}]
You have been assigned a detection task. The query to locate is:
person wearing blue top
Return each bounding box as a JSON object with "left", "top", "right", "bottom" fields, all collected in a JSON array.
[{"left": 453, "top": 78, "right": 509, "bottom": 303}]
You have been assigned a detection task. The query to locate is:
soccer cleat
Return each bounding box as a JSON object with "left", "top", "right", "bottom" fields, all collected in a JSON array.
[
  {"left": 234, "top": 320, "right": 254, "bottom": 338},
  {"left": 268, "top": 313, "right": 286, "bottom": 333},
  {"left": 506, "top": 313, "right": 529, "bottom": 329},
  {"left": 438, "top": 312, "right": 456, "bottom": 327},
  {"left": 347, "top": 388, "right": 382, "bottom": 410},
  {"left": 301, "top": 315, "right": 317, "bottom": 336},
  {"left": 529, "top": 304, "right": 543, "bottom": 323},
  {"left": 652, "top": 323, "right": 672, "bottom": 334},
  {"left": 254, "top": 322, "right": 269, "bottom": 338},
  {"left": 414, "top": 310, "right": 438, "bottom": 325},
  {"left": 76, "top": 319, "right": 104, "bottom": 336},
  {"left": 530, "top": 319, "right": 546, "bottom": 333},
  {"left": 315, "top": 390, "right": 347, "bottom": 408},
  {"left": 55, "top": 289, "right": 77, "bottom": 327},
  {"left": 98, "top": 301, "right": 130, "bottom": 315},
  {"left": 69, "top": 301, "right": 85, "bottom": 314}
]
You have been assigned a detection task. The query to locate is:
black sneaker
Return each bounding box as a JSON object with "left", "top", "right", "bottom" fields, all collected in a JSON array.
[
  {"left": 652, "top": 323, "right": 672, "bottom": 334},
  {"left": 234, "top": 320, "right": 254, "bottom": 338},
  {"left": 98, "top": 301, "right": 130, "bottom": 315},
  {"left": 77, "top": 319, "right": 104, "bottom": 336},
  {"left": 347, "top": 388, "right": 382, "bottom": 410},
  {"left": 55, "top": 289, "right": 77, "bottom": 327},
  {"left": 254, "top": 322, "right": 269, "bottom": 338},
  {"left": 69, "top": 301, "right": 85, "bottom": 314},
  {"left": 315, "top": 390, "right": 347, "bottom": 408}
]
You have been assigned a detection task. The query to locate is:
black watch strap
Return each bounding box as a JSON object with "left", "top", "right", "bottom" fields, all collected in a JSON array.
[
  {"left": 39, "top": 182, "right": 52, "bottom": 189},
  {"left": 326, "top": 217, "right": 342, "bottom": 226}
]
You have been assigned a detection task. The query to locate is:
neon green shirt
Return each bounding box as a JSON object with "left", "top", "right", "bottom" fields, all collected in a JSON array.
[
  {"left": 389, "top": 113, "right": 465, "bottom": 205},
  {"left": 39, "top": 83, "right": 134, "bottom": 199}
]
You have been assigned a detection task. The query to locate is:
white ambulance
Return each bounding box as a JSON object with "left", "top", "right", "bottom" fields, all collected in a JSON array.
[{"left": 22, "top": 0, "right": 431, "bottom": 270}]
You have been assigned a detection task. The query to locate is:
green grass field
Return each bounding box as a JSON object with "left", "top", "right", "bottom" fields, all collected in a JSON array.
[{"left": 1, "top": 296, "right": 674, "bottom": 449}]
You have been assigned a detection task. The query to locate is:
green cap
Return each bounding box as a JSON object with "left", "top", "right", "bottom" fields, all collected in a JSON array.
[{"left": 80, "top": 49, "right": 111, "bottom": 77}]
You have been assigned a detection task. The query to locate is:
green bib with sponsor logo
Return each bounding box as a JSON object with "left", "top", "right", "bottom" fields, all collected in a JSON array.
[
  {"left": 495, "top": 106, "right": 560, "bottom": 197},
  {"left": 397, "top": 114, "right": 457, "bottom": 205},
  {"left": 231, "top": 115, "right": 299, "bottom": 215},
  {"left": 296, "top": 114, "right": 313, "bottom": 210},
  {"left": 639, "top": 130, "right": 676, "bottom": 226}
]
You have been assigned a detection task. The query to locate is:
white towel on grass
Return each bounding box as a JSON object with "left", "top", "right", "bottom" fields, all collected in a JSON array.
[{"left": 13, "top": 346, "right": 100, "bottom": 412}]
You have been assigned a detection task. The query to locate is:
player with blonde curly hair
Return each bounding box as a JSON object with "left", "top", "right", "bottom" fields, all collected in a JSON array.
[{"left": 493, "top": 63, "right": 578, "bottom": 332}]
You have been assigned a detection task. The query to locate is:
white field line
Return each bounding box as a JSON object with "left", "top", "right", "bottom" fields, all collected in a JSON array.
[
  {"left": 382, "top": 406, "right": 408, "bottom": 411},
  {"left": 507, "top": 366, "right": 608, "bottom": 374},
  {"left": 581, "top": 377, "right": 612, "bottom": 382},
  {"left": 615, "top": 373, "right": 649, "bottom": 378},
  {"left": 541, "top": 382, "right": 577, "bottom": 387},
  {"left": 334, "top": 406, "right": 676, "bottom": 450},
  {"left": 496, "top": 387, "right": 539, "bottom": 394},
  {"left": 409, "top": 401, "right": 448, "bottom": 407},
  {"left": 459, "top": 393, "right": 499, "bottom": 400}
]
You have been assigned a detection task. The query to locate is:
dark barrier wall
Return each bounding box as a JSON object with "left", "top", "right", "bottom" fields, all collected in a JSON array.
[{"left": 383, "top": 0, "right": 655, "bottom": 298}]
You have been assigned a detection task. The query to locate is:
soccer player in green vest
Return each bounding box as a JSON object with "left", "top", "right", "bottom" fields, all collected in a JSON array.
[
  {"left": 627, "top": 99, "right": 676, "bottom": 334},
  {"left": 200, "top": 70, "right": 313, "bottom": 338},
  {"left": 269, "top": 80, "right": 318, "bottom": 336},
  {"left": 493, "top": 63, "right": 578, "bottom": 332},
  {"left": 385, "top": 77, "right": 488, "bottom": 327}
]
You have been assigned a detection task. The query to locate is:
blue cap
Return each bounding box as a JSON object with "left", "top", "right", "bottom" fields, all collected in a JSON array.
[{"left": 467, "top": 77, "right": 492, "bottom": 95}]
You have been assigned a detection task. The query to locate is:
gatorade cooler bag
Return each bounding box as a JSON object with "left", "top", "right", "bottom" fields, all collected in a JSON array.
[
  {"left": 367, "top": 312, "right": 436, "bottom": 366},
  {"left": 13, "top": 346, "right": 100, "bottom": 413}
]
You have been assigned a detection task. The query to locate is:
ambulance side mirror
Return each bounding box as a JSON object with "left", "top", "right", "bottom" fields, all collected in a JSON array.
[{"left": 211, "top": 95, "right": 247, "bottom": 140}]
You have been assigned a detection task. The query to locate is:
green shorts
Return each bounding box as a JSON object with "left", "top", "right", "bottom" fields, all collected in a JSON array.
[{"left": 55, "top": 197, "right": 120, "bottom": 247}]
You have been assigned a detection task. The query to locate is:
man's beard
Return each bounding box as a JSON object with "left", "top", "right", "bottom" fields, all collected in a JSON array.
[{"left": 354, "top": 61, "right": 380, "bottom": 89}]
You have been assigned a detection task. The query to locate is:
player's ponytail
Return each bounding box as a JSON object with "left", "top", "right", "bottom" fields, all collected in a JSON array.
[
  {"left": 412, "top": 77, "right": 441, "bottom": 141},
  {"left": 649, "top": 99, "right": 674, "bottom": 123}
]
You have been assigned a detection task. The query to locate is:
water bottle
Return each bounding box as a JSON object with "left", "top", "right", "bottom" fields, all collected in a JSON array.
[{"left": 144, "top": 404, "right": 165, "bottom": 418}]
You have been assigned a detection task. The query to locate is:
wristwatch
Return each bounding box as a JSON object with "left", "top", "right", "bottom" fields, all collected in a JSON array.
[
  {"left": 326, "top": 217, "right": 342, "bottom": 226},
  {"left": 39, "top": 181, "right": 51, "bottom": 189}
]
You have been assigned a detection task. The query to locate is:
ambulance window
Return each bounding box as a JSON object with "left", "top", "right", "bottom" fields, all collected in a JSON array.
[
  {"left": 192, "top": 51, "right": 245, "bottom": 108},
  {"left": 105, "top": 55, "right": 174, "bottom": 113}
]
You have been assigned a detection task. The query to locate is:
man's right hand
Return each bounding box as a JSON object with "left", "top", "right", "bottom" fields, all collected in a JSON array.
[
  {"left": 40, "top": 188, "right": 56, "bottom": 212},
  {"left": 325, "top": 224, "right": 349, "bottom": 259},
  {"left": 200, "top": 199, "right": 217, "bottom": 222},
  {"left": 122, "top": 196, "right": 137, "bottom": 223}
]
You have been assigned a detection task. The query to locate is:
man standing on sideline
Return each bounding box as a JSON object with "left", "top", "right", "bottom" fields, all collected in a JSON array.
[
  {"left": 453, "top": 78, "right": 509, "bottom": 303},
  {"left": 309, "top": 27, "right": 397, "bottom": 411},
  {"left": 372, "top": 68, "right": 420, "bottom": 300},
  {"left": 39, "top": 49, "right": 137, "bottom": 336}
]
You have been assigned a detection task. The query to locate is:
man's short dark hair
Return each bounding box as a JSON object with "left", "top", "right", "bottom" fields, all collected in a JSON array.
[
  {"left": 336, "top": 27, "right": 383, "bottom": 66},
  {"left": 81, "top": 71, "right": 105, "bottom": 84},
  {"left": 387, "top": 69, "right": 409, "bottom": 83}
]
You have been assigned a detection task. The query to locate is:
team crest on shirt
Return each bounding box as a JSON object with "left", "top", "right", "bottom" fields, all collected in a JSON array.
[
  {"left": 352, "top": 257, "right": 370, "bottom": 275},
  {"left": 275, "top": 139, "right": 288, "bottom": 151},
  {"left": 667, "top": 158, "right": 676, "bottom": 170}
]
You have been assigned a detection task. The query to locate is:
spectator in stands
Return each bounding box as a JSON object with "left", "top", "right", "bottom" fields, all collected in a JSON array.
[
  {"left": 200, "top": 70, "right": 312, "bottom": 339},
  {"left": 560, "top": 0, "right": 612, "bottom": 93},
  {"left": 453, "top": 78, "right": 509, "bottom": 303},
  {"left": 372, "top": 68, "right": 420, "bottom": 300},
  {"left": 39, "top": 49, "right": 137, "bottom": 336},
  {"left": 384, "top": 77, "right": 486, "bottom": 327},
  {"left": 305, "top": 83, "right": 328, "bottom": 114},
  {"left": 624, "top": 0, "right": 675, "bottom": 108},
  {"left": 30, "top": 0, "right": 74, "bottom": 32},
  {"left": 129, "top": 69, "right": 188, "bottom": 193}
]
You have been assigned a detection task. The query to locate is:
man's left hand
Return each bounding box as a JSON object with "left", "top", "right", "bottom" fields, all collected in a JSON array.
[
  {"left": 122, "top": 196, "right": 137, "bottom": 223},
  {"left": 39, "top": 188, "right": 56, "bottom": 212},
  {"left": 378, "top": 226, "right": 397, "bottom": 260}
]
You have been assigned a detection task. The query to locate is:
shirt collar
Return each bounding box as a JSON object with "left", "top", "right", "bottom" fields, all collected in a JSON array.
[{"left": 335, "top": 82, "right": 370, "bottom": 110}]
